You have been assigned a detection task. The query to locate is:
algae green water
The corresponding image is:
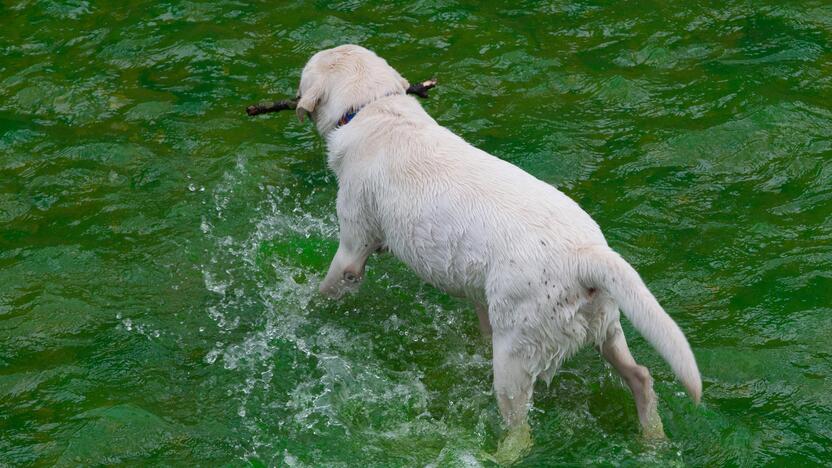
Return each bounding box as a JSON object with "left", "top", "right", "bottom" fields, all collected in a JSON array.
[{"left": 2, "top": 1, "right": 831, "bottom": 466}]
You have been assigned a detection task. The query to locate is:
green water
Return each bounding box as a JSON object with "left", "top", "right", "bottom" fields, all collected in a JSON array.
[{"left": 2, "top": 1, "right": 831, "bottom": 465}]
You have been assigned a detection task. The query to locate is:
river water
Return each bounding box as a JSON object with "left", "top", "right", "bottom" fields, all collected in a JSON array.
[{"left": 1, "top": 1, "right": 831, "bottom": 465}]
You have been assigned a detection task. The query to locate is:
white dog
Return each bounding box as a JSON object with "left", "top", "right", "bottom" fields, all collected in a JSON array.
[{"left": 294, "top": 44, "right": 700, "bottom": 442}]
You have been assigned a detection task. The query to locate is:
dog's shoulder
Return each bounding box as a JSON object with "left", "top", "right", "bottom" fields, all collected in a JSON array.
[{"left": 328, "top": 97, "right": 442, "bottom": 164}]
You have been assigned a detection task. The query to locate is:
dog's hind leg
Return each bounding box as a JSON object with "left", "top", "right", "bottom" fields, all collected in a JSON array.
[
  {"left": 601, "top": 320, "right": 665, "bottom": 438},
  {"left": 492, "top": 331, "right": 534, "bottom": 427},
  {"left": 491, "top": 329, "right": 534, "bottom": 463}
]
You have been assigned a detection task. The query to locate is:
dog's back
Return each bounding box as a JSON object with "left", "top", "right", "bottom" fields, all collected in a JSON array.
[{"left": 330, "top": 95, "right": 605, "bottom": 296}]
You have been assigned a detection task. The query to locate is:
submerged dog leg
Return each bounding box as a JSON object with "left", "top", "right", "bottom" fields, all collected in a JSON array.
[
  {"left": 601, "top": 321, "right": 665, "bottom": 439},
  {"left": 319, "top": 178, "right": 382, "bottom": 299},
  {"left": 319, "top": 223, "right": 378, "bottom": 300},
  {"left": 320, "top": 242, "right": 375, "bottom": 299},
  {"left": 492, "top": 332, "right": 534, "bottom": 427},
  {"left": 491, "top": 331, "right": 534, "bottom": 464}
]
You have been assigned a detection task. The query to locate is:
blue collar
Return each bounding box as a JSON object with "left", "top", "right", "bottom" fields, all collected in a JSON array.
[
  {"left": 335, "top": 92, "right": 401, "bottom": 129},
  {"left": 337, "top": 109, "right": 358, "bottom": 127}
]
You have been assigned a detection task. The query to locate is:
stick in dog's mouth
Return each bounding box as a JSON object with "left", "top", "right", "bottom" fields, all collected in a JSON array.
[
  {"left": 245, "top": 78, "right": 437, "bottom": 117},
  {"left": 245, "top": 99, "right": 298, "bottom": 116},
  {"left": 405, "top": 78, "right": 437, "bottom": 99}
]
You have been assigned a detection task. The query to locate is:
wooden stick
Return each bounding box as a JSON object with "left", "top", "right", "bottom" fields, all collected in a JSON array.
[
  {"left": 245, "top": 78, "right": 438, "bottom": 116},
  {"left": 245, "top": 99, "right": 298, "bottom": 116},
  {"left": 406, "top": 78, "right": 437, "bottom": 99}
]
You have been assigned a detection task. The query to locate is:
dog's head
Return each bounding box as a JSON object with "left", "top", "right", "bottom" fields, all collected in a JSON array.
[{"left": 295, "top": 44, "right": 410, "bottom": 134}]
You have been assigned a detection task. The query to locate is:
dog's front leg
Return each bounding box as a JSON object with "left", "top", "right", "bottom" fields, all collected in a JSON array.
[
  {"left": 319, "top": 244, "right": 369, "bottom": 298},
  {"left": 319, "top": 179, "right": 380, "bottom": 299},
  {"left": 319, "top": 222, "right": 378, "bottom": 299}
]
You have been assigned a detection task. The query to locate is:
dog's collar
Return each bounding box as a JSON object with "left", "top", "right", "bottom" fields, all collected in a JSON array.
[
  {"left": 335, "top": 92, "right": 401, "bottom": 129},
  {"left": 337, "top": 109, "right": 358, "bottom": 127}
]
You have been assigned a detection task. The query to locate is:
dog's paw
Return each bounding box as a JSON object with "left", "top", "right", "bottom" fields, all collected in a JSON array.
[
  {"left": 641, "top": 416, "right": 666, "bottom": 440},
  {"left": 492, "top": 422, "right": 532, "bottom": 466},
  {"left": 318, "top": 273, "right": 363, "bottom": 299},
  {"left": 318, "top": 283, "right": 343, "bottom": 300}
]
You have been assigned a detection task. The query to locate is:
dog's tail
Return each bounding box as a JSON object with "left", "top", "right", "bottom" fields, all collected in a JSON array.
[{"left": 575, "top": 245, "right": 701, "bottom": 404}]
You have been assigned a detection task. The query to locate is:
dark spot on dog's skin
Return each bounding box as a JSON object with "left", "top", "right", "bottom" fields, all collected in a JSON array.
[
  {"left": 540, "top": 240, "right": 546, "bottom": 246},
  {"left": 547, "top": 294, "right": 550, "bottom": 300}
]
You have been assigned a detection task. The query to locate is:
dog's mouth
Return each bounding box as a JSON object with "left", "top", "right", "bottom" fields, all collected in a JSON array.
[{"left": 245, "top": 79, "right": 437, "bottom": 117}]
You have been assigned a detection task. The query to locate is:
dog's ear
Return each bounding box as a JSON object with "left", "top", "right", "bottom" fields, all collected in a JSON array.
[{"left": 296, "top": 82, "right": 323, "bottom": 122}]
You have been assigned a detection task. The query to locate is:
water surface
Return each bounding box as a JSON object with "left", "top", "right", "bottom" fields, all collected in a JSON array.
[{"left": 1, "top": 1, "right": 831, "bottom": 465}]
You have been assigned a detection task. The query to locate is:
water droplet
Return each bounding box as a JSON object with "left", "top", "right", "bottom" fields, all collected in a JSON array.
[{"left": 205, "top": 349, "right": 220, "bottom": 364}]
